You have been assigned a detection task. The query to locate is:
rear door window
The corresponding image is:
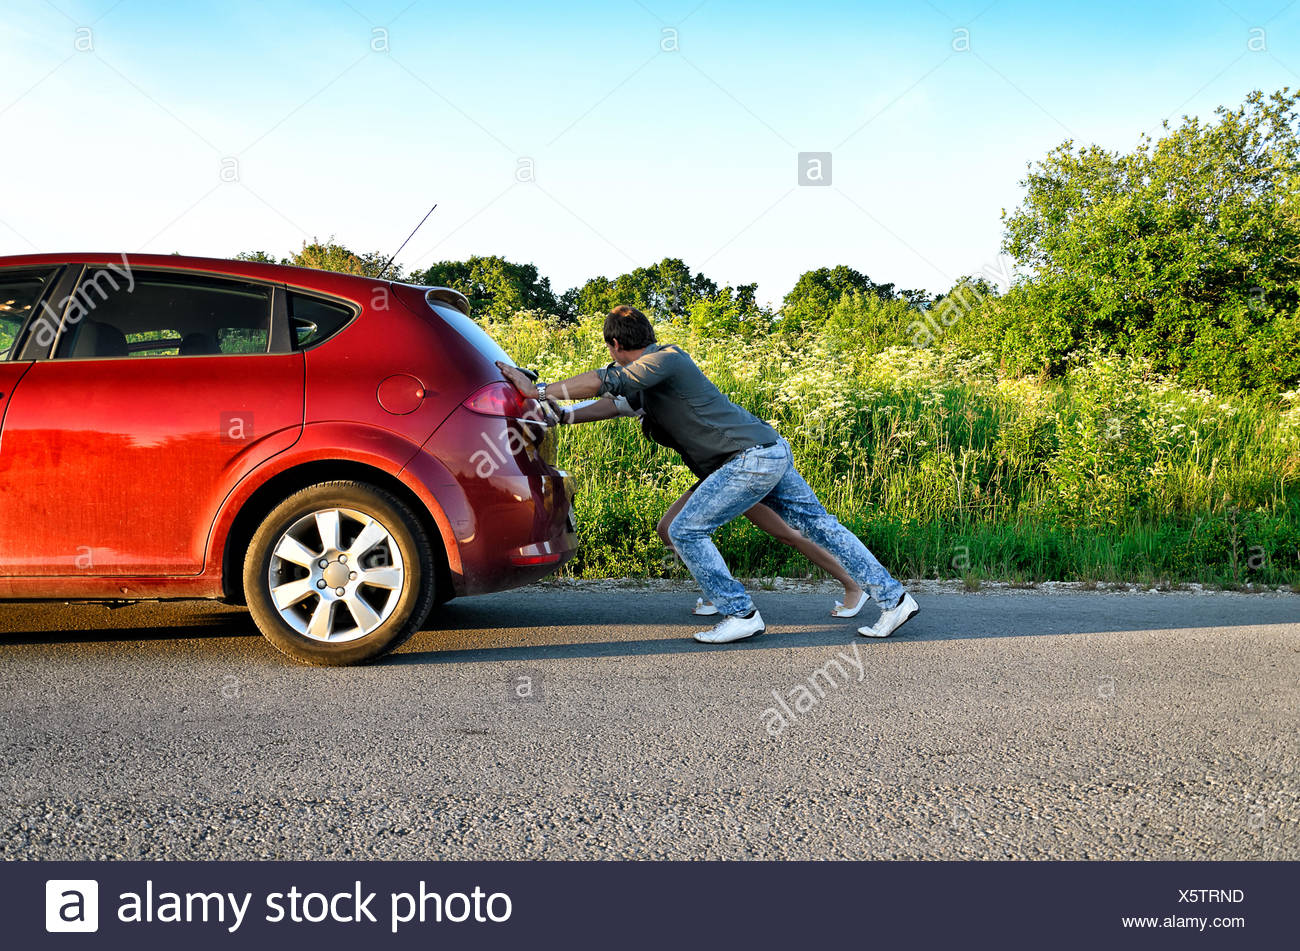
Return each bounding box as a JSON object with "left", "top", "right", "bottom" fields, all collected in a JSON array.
[{"left": 53, "top": 270, "right": 272, "bottom": 359}]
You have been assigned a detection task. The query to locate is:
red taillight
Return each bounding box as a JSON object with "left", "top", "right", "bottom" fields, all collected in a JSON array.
[{"left": 462, "top": 381, "right": 531, "bottom": 418}]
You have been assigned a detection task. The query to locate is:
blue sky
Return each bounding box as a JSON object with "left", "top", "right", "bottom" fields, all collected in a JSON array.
[{"left": 1, "top": 0, "right": 1297, "bottom": 303}]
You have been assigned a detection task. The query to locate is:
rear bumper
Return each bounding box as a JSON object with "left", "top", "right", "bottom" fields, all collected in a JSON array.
[
  {"left": 406, "top": 410, "right": 578, "bottom": 598},
  {"left": 453, "top": 470, "right": 578, "bottom": 596}
]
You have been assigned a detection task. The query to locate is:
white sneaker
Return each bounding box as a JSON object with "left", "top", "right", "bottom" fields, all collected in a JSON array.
[
  {"left": 694, "top": 610, "right": 765, "bottom": 644},
  {"left": 858, "top": 593, "right": 919, "bottom": 638},
  {"left": 693, "top": 597, "right": 719, "bottom": 616}
]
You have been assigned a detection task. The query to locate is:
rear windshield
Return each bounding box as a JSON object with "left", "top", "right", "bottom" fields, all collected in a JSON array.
[{"left": 427, "top": 292, "right": 515, "bottom": 366}]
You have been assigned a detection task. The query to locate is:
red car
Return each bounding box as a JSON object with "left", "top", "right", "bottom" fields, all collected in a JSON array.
[{"left": 0, "top": 253, "right": 577, "bottom": 665}]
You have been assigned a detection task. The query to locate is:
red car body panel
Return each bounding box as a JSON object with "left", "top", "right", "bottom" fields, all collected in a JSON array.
[
  {"left": 202, "top": 421, "right": 463, "bottom": 576},
  {"left": 0, "top": 252, "right": 577, "bottom": 604},
  {"left": 0, "top": 363, "right": 33, "bottom": 430},
  {"left": 0, "top": 352, "right": 304, "bottom": 575},
  {"left": 411, "top": 409, "right": 575, "bottom": 594}
]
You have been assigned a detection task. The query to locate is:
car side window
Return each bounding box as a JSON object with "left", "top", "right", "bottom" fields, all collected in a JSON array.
[
  {"left": 288, "top": 292, "right": 355, "bottom": 349},
  {"left": 52, "top": 270, "right": 272, "bottom": 360},
  {"left": 0, "top": 270, "right": 55, "bottom": 361}
]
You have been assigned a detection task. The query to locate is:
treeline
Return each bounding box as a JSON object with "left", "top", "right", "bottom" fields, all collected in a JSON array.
[
  {"left": 237, "top": 87, "right": 1300, "bottom": 398},
  {"left": 236, "top": 244, "right": 947, "bottom": 341}
]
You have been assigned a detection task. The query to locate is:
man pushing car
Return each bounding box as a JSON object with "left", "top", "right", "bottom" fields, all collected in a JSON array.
[{"left": 495, "top": 305, "right": 918, "bottom": 644}]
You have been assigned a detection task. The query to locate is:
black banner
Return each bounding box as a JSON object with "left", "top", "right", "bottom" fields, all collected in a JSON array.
[{"left": 7, "top": 860, "right": 1292, "bottom": 948}]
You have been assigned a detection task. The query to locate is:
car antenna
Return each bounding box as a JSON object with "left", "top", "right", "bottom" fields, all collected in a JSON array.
[{"left": 376, "top": 203, "right": 438, "bottom": 280}]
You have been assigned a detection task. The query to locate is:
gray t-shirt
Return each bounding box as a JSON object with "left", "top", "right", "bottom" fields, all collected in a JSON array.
[{"left": 595, "top": 343, "right": 780, "bottom": 476}]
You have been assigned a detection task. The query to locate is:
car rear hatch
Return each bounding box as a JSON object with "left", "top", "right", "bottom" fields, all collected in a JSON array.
[{"left": 391, "top": 283, "right": 558, "bottom": 466}]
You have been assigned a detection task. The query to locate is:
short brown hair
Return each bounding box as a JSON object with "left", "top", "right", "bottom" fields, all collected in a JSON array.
[{"left": 603, "top": 305, "right": 656, "bottom": 350}]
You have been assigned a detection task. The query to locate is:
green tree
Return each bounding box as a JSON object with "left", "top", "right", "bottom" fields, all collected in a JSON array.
[
  {"left": 233, "top": 240, "right": 400, "bottom": 278},
  {"left": 687, "top": 283, "right": 772, "bottom": 338},
  {"left": 999, "top": 87, "right": 1300, "bottom": 394},
  {"left": 290, "top": 238, "right": 399, "bottom": 279},
  {"left": 822, "top": 290, "right": 917, "bottom": 352},
  {"left": 779, "top": 265, "right": 897, "bottom": 334},
  {"left": 233, "top": 250, "right": 280, "bottom": 265},
  {"left": 570, "top": 258, "right": 718, "bottom": 319},
  {"left": 566, "top": 276, "right": 610, "bottom": 318},
  {"left": 411, "top": 255, "right": 558, "bottom": 319}
]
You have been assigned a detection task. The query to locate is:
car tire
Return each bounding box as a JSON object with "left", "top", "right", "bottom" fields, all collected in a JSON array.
[{"left": 244, "top": 481, "right": 437, "bottom": 666}]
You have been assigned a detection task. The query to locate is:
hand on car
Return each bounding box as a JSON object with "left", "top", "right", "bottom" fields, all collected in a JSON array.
[
  {"left": 495, "top": 361, "right": 536, "bottom": 397},
  {"left": 539, "top": 394, "right": 565, "bottom": 425}
]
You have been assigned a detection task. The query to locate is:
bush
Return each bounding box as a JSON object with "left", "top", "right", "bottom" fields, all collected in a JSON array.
[{"left": 995, "top": 88, "right": 1300, "bottom": 395}]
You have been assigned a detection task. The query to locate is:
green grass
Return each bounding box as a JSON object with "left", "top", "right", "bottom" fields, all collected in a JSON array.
[{"left": 486, "top": 311, "right": 1300, "bottom": 586}]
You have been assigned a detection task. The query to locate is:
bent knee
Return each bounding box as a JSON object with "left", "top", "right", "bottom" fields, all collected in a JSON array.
[{"left": 667, "top": 515, "right": 698, "bottom": 546}]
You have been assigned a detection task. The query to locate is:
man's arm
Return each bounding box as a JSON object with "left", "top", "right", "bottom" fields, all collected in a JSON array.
[
  {"left": 491, "top": 364, "right": 630, "bottom": 426},
  {"left": 497, "top": 348, "right": 681, "bottom": 403},
  {"left": 546, "top": 369, "right": 606, "bottom": 400},
  {"left": 564, "top": 398, "right": 625, "bottom": 424},
  {"left": 496, "top": 362, "right": 604, "bottom": 401}
]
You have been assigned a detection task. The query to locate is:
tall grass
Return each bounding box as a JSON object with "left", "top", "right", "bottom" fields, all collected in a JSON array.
[{"left": 487, "top": 311, "right": 1300, "bottom": 586}]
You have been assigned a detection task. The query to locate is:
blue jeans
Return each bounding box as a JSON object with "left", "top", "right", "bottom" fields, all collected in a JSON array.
[{"left": 667, "top": 438, "right": 906, "bottom": 617}]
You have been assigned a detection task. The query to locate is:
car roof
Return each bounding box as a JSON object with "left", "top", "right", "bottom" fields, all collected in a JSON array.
[{"left": 0, "top": 252, "right": 395, "bottom": 299}]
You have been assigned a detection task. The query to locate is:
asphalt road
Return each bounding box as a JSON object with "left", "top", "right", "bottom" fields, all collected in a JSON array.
[{"left": 1, "top": 583, "right": 1296, "bottom": 860}]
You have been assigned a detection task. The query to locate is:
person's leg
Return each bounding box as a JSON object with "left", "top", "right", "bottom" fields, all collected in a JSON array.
[
  {"left": 668, "top": 445, "right": 789, "bottom": 618},
  {"left": 759, "top": 440, "right": 907, "bottom": 609},
  {"left": 660, "top": 488, "right": 718, "bottom": 614},
  {"left": 743, "top": 502, "right": 864, "bottom": 606},
  {"left": 657, "top": 488, "right": 693, "bottom": 549}
]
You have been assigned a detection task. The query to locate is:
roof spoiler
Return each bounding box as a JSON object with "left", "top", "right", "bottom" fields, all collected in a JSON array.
[{"left": 425, "top": 287, "right": 471, "bottom": 316}]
